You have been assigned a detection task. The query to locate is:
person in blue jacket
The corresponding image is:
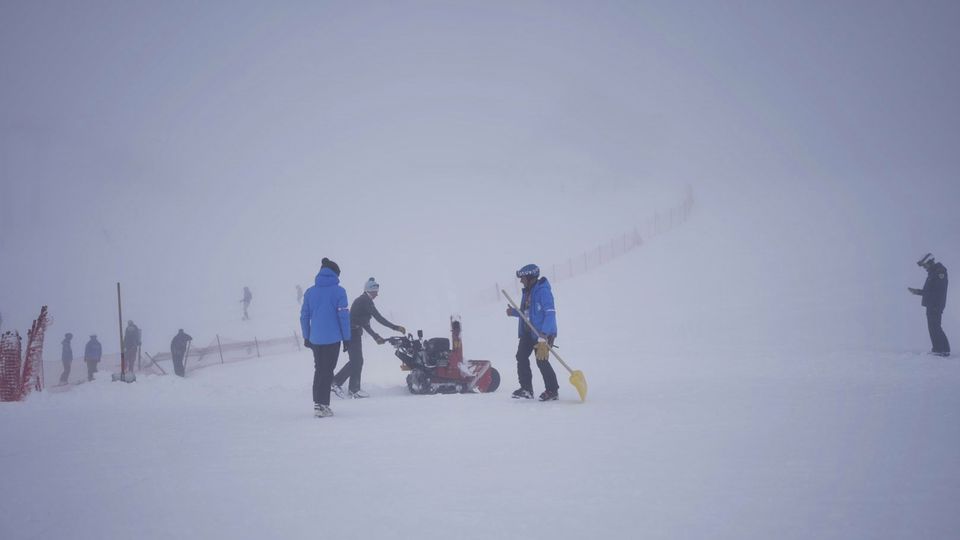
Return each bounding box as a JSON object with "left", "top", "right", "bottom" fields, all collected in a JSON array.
[
  {"left": 506, "top": 263, "right": 559, "bottom": 401},
  {"left": 300, "top": 257, "right": 351, "bottom": 417}
]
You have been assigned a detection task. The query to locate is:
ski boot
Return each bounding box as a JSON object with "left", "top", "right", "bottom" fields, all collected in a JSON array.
[
  {"left": 331, "top": 383, "right": 345, "bottom": 399},
  {"left": 349, "top": 389, "right": 370, "bottom": 399},
  {"left": 511, "top": 388, "right": 534, "bottom": 399},
  {"left": 314, "top": 404, "right": 334, "bottom": 418},
  {"left": 538, "top": 390, "right": 558, "bottom": 402}
]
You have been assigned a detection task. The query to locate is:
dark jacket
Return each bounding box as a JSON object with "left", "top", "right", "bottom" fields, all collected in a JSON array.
[
  {"left": 84, "top": 338, "right": 102, "bottom": 362},
  {"left": 300, "top": 268, "right": 351, "bottom": 345},
  {"left": 507, "top": 277, "right": 558, "bottom": 339},
  {"left": 922, "top": 262, "right": 949, "bottom": 312},
  {"left": 124, "top": 324, "right": 141, "bottom": 352},
  {"left": 171, "top": 330, "right": 193, "bottom": 356},
  {"left": 61, "top": 337, "right": 73, "bottom": 363},
  {"left": 350, "top": 292, "right": 401, "bottom": 341}
]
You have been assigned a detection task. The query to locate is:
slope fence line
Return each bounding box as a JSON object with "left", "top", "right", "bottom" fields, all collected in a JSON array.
[{"left": 473, "top": 185, "right": 695, "bottom": 305}]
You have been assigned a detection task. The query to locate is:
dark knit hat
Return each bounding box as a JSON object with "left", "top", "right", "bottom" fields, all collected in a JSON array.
[{"left": 321, "top": 257, "right": 341, "bottom": 276}]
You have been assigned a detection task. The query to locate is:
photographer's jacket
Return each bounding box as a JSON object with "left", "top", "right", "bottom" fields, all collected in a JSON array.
[{"left": 922, "top": 262, "right": 949, "bottom": 312}]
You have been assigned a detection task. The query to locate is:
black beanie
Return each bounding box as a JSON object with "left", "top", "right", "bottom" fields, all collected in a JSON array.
[{"left": 321, "top": 257, "right": 341, "bottom": 276}]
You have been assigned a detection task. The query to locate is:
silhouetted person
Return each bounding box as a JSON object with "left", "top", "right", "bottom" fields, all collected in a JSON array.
[
  {"left": 59, "top": 333, "right": 73, "bottom": 384},
  {"left": 170, "top": 329, "right": 193, "bottom": 377},
  {"left": 123, "top": 320, "right": 141, "bottom": 372},
  {"left": 296, "top": 284, "right": 304, "bottom": 305},
  {"left": 241, "top": 286, "right": 253, "bottom": 320},
  {"left": 84, "top": 334, "right": 101, "bottom": 381},
  {"left": 910, "top": 254, "right": 950, "bottom": 356}
]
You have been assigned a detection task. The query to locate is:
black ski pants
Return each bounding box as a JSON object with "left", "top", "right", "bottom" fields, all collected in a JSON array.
[
  {"left": 59, "top": 360, "right": 71, "bottom": 384},
  {"left": 172, "top": 352, "right": 186, "bottom": 377},
  {"left": 311, "top": 342, "right": 341, "bottom": 406},
  {"left": 123, "top": 348, "right": 138, "bottom": 372},
  {"left": 927, "top": 308, "right": 951, "bottom": 354},
  {"left": 516, "top": 332, "right": 559, "bottom": 393},
  {"left": 86, "top": 360, "right": 97, "bottom": 381},
  {"left": 333, "top": 332, "right": 363, "bottom": 392}
]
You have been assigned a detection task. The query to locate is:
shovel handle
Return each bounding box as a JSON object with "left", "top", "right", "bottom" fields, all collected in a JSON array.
[{"left": 501, "top": 289, "right": 574, "bottom": 375}]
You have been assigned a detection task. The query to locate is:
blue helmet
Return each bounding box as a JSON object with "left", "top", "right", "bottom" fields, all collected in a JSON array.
[{"left": 516, "top": 264, "right": 540, "bottom": 278}]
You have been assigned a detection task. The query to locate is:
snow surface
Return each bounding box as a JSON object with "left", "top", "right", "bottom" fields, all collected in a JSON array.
[
  {"left": 3, "top": 3, "right": 960, "bottom": 539},
  {"left": 3, "top": 208, "right": 958, "bottom": 540}
]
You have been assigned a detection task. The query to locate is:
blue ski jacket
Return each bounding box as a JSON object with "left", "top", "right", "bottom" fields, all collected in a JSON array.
[
  {"left": 508, "top": 277, "right": 558, "bottom": 339},
  {"left": 301, "top": 268, "right": 351, "bottom": 346}
]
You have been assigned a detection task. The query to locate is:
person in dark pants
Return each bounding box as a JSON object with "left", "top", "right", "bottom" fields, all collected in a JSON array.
[
  {"left": 170, "top": 329, "right": 193, "bottom": 377},
  {"left": 241, "top": 286, "right": 253, "bottom": 320},
  {"left": 59, "top": 333, "right": 73, "bottom": 384},
  {"left": 332, "top": 278, "right": 406, "bottom": 399},
  {"left": 84, "top": 334, "right": 101, "bottom": 381},
  {"left": 506, "top": 264, "right": 560, "bottom": 401},
  {"left": 123, "top": 320, "right": 141, "bottom": 372},
  {"left": 300, "top": 258, "right": 351, "bottom": 418},
  {"left": 910, "top": 254, "right": 950, "bottom": 356}
]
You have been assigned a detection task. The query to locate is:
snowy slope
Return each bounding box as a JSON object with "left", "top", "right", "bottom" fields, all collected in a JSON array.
[{"left": 3, "top": 202, "right": 959, "bottom": 540}]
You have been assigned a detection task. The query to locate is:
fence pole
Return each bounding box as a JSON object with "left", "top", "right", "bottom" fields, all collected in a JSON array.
[
  {"left": 117, "top": 283, "right": 125, "bottom": 379},
  {"left": 216, "top": 334, "right": 224, "bottom": 364},
  {"left": 254, "top": 337, "right": 261, "bottom": 358}
]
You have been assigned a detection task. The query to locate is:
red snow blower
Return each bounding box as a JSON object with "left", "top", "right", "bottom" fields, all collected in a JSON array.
[{"left": 387, "top": 317, "right": 500, "bottom": 395}]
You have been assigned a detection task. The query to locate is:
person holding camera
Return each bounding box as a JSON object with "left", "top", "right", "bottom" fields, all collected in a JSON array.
[{"left": 909, "top": 254, "right": 950, "bottom": 357}]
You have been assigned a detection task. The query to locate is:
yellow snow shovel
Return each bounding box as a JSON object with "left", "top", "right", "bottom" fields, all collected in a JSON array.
[{"left": 502, "top": 290, "right": 588, "bottom": 402}]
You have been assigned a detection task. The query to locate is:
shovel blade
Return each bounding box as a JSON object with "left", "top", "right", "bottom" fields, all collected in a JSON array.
[{"left": 569, "top": 370, "right": 587, "bottom": 402}]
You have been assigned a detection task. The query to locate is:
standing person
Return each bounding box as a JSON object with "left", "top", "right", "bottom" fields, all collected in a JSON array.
[
  {"left": 83, "top": 334, "right": 102, "bottom": 381},
  {"left": 59, "top": 333, "right": 73, "bottom": 385},
  {"left": 910, "top": 254, "right": 950, "bottom": 356},
  {"left": 332, "top": 278, "right": 406, "bottom": 399},
  {"left": 170, "top": 329, "right": 193, "bottom": 377},
  {"left": 296, "top": 285, "right": 304, "bottom": 305},
  {"left": 123, "top": 320, "right": 141, "bottom": 372},
  {"left": 506, "top": 264, "right": 560, "bottom": 401},
  {"left": 241, "top": 286, "right": 253, "bottom": 320},
  {"left": 300, "top": 257, "right": 351, "bottom": 418}
]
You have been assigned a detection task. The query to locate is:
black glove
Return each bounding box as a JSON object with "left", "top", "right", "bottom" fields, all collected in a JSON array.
[
  {"left": 342, "top": 341, "right": 349, "bottom": 353},
  {"left": 304, "top": 339, "right": 311, "bottom": 348}
]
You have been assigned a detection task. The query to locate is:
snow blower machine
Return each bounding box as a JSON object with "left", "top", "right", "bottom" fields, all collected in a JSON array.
[{"left": 387, "top": 316, "right": 500, "bottom": 395}]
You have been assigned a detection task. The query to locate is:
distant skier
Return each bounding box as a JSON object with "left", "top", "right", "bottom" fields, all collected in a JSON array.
[
  {"left": 170, "top": 329, "right": 193, "bottom": 377},
  {"left": 332, "top": 278, "right": 406, "bottom": 399},
  {"left": 84, "top": 334, "right": 101, "bottom": 381},
  {"left": 506, "top": 264, "right": 559, "bottom": 401},
  {"left": 59, "top": 333, "right": 73, "bottom": 384},
  {"left": 296, "top": 284, "right": 304, "bottom": 305},
  {"left": 241, "top": 286, "right": 253, "bottom": 320},
  {"left": 123, "top": 320, "right": 141, "bottom": 372},
  {"left": 909, "top": 254, "right": 950, "bottom": 356},
  {"left": 300, "top": 258, "right": 351, "bottom": 418}
]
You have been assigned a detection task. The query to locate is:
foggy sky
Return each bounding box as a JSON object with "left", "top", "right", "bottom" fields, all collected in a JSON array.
[{"left": 2, "top": 1, "right": 958, "bottom": 353}]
